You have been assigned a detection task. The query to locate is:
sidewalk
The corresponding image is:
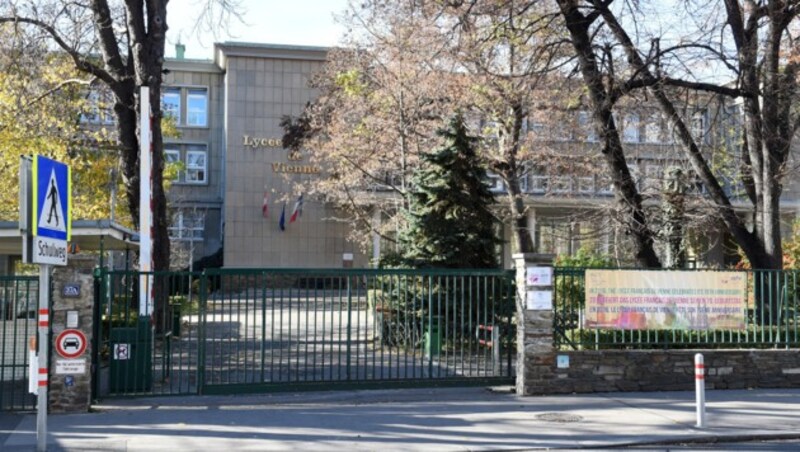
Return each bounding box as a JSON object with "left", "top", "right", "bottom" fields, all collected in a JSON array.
[{"left": 2, "top": 387, "right": 800, "bottom": 451}]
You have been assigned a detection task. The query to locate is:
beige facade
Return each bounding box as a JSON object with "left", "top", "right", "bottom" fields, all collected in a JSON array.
[{"left": 165, "top": 43, "right": 367, "bottom": 269}]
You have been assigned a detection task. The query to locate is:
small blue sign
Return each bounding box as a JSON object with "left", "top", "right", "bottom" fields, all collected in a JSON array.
[
  {"left": 65, "top": 376, "right": 74, "bottom": 387},
  {"left": 33, "top": 155, "right": 71, "bottom": 241}
]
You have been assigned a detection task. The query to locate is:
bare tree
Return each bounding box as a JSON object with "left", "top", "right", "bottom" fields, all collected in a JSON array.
[
  {"left": 556, "top": 0, "right": 800, "bottom": 270},
  {"left": 285, "top": 0, "right": 576, "bottom": 257}
]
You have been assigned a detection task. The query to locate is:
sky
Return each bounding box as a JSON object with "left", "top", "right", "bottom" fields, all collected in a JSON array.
[{"left": 165, "top": 0, "right": 350, "bottom": 60}]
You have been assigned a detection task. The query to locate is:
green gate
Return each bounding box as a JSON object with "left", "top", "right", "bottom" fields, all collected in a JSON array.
[
  {"left": 94, "top": 268, "right": 516, "bottom": 397},
  {"left": 0, "top": 275, "right": 39, "bottom": 412}
]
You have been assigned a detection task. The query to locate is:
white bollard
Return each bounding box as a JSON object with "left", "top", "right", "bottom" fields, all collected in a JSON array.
[{"left": 695, "top": 353, "right": 705, "bottom": 428}]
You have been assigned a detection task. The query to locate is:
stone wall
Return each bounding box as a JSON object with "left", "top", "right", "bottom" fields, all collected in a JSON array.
[
  {"left": 49, "top": 255, "right": 97, "bottom": 413},
  {"left": 513, "top": 256, "right": 800, "bottom": 396},
  {"left": 525, "top": 350, "right": 800, "bottom": 395}
]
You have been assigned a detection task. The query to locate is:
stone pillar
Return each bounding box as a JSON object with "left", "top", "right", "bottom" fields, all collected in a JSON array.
[
  {"left": 49, "top": 254, "right": 98, "bottom": 413},
  {"left": 513, "top": 253, "right": 555, "bottom": 395}
]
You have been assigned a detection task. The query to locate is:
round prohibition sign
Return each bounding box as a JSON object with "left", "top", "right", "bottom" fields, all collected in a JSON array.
[{"left": 55, "top": 329, "right": 87, "bottom": 359}]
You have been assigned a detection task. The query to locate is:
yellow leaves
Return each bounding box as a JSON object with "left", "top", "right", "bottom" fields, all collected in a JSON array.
[
  {"left": 0, "top": 55, "right": 125, "bottom": 223},
  {"left": 335, "top": 69, "right": 367, "bottom": 96}
]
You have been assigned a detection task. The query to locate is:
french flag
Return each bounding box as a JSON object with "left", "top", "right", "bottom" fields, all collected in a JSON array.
[
  {"left": 290, "top": 194, "right": 304, "bottom": 223},
  {"left": 262, "top": 192, "right": 269, "bottom": 218}
]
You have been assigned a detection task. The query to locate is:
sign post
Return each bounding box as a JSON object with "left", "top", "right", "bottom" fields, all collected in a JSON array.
[
  {"left": 139, "top": 86, "right": 153, "bottom": 318},
  {"left": 37, "top": 266, "right": 50, "bottom": 452},
  {"left": 21, "top": 155, "right": 71, "bottom": 452}
]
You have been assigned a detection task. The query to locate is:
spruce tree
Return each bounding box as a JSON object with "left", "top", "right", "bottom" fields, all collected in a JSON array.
[{"left": 399, "top": 114, "right": 500, "bottom": 268}]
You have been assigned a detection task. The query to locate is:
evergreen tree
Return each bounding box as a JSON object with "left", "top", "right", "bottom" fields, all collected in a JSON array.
[{"left": 400, "top": 115, "right": 500, "bottom": 268}]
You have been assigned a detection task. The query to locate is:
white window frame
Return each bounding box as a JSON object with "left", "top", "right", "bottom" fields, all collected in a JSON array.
[
  {"left": 643, "top": 162, "right": 663, "bottom": 193},
  {"left": 518, "top": 174, "right": 529, "bottom": 193},
  {"left": 164, "top": 148, "right": 181, "bottom": 182},
  {"left": 691, "top": 110, "right": 707, "bottom": 143},
  {"left": 598, "top": 176, "right": 614, "bottom": 195},
  {"left": 162, "top": 88, "right": 181, "bottom": 124},
  {"left": 81, "top": 88, "right": 115, "bottom": 125},
  {"left": 623, "top": 113, "right": 640, "bottom": 143},
  {"left": 578, "top": 111, "right": 598, "bottom": 142},
  {"left": 576, "top": 176, "right": 595, "bottom": 194},
  {"left": 486, "top": 172, "right": 504, "bottom": 193},
  {"left": 186, "top": 88, "right": 208, "bottom": 127},
  {"left": 626, "top": 160, "right": 641, "bottom": 188},
  {"left": 185, "top": 147, "right": 208, "bottom": 184},
  {"left": 530, "top": 175, "right": 548, "bottom": 194},
  {"left": 552, "top": 175, "right": 572, "bottom": 193},
  {"left": 644, "top": 113, "right": 662, "bottom": 144},
  {"left": 169, "top": 210, "right": 205, "bottom": 242}
]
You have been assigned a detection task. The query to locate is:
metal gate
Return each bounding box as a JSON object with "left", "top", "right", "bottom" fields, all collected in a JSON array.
[
  {"left": 0, "top": 275, "right": 39, "bottom": 411},
  {"left": 94, "top": 268, "right": 516, "bottom": 397}
]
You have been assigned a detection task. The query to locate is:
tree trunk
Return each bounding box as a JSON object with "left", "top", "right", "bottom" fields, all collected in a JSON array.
[
  {"left": 556, "top": 0, "right": 661, "bottom": 268},
  {"left": 504, "top": 174, "right": 534, "bottom": 254}
]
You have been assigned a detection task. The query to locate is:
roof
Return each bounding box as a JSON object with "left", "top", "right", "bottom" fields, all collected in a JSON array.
[
  {"left": 214, "top": 41, "right": 329, "bottom": 68},
  {"left": 0, "top": 219, "right": 139, "bottom": 255}
]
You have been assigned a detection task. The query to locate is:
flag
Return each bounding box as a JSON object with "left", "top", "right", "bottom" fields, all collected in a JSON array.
[
  {"left": 279, "top": 203, "right": 286, "bottom": 231},
  {"left": 290, "top": 194, "right": 304, "bottom": 223},
  {"left": 262, "top": 192, "right": 269, "bottom": 218}
]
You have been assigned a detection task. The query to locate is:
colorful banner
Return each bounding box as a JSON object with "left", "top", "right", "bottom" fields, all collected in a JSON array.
[{"left": 584, "top": 270, "right": 747, "bottom": 330}]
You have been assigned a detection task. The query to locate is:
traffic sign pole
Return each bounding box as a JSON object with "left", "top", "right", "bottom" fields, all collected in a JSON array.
[{"left": 37, "top": 264, "right": 50, "bottom": 452}]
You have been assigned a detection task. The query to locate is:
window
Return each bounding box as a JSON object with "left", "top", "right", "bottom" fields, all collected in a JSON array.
[
  {"left": 552, "top": 176, "right": 572, "bottom": 193},
  {"left": 486, "top": 172, "right": 504, "bottom": 192},
  {"left": 527, "top": 118, "right": 546, "bottom": 138},
  {"left": 518, "top": 174, "right": 529, "bottom": 193},
  {"left": 169, "top": 210, "right": 205, "bottom": 241},
  {"left": 164, "top": 148, "right": 181, "bottom": 181},
  {"left": 578, "top": 111, "right": 598, "bottom": 142},
  {"left": 691, "top": 110, "right": 706, "bottom": 143},
  {"left": 164, "top": 143, "right": 209, "bottom": 184},
  {"left": 643, "top": 162, "right": 663, "bottom": 193},
  {"left": 160, "top": 86, "right": 208, "bottom": 127},
  {"left": 530, "top": 175, "right": 548, "bottom": 194},
  {"left": 187, "top": 89, "right": 208, "bottom": 126},
  {"left": 162, "top": 88, "right": 181, "bottom": 123},
  {"left": 598, "top": 175, "right": 614, "bottom": 195},
  {"left": 644, "top": 113, "right": 662, "bottom": 144},
  {"left": 185, "top": 146, "right": 207, "bottom": 184},
  {"left": 623, "top": 114, "right": 640, "bottom": 143},
  {"left": 80, "top": 88, "right": 115, "bottom": 125},
  {"left": 577, "top": 176, "right": 595, "bottom": 194},
  {"left": 622, "top": 159, "right": 643, "bottom": 189}
]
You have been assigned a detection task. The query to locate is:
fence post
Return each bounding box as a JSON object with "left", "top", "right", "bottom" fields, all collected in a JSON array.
[
  {"left": 491, "top": 325, "right": 500, "bottom": 373},
  {"left": 512, "top": 253, "right": 556, "bottom": 396},
  {"left": 49, "top": 254, "right": 98, "bottom": 413}
]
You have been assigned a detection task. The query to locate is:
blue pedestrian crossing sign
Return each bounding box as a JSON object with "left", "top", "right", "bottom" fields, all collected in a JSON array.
[{"left": 32, "top": 155, "right": 71, "bottom": 265}]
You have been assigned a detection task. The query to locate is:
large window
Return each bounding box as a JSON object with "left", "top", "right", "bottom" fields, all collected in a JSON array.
[
  {"left": 164, "top": 144, "right": 208, "bottom": 184},
  {"left": 161, "top": 86, "right": 208, "bottom": 127},
  {"left": 169, "top": 209, "right": 205, "bottom": 241},
  {"left": 185, "top": 146, "right": 207, "bottom": 183},
  {"left": 186, "top": 89, "right": 208, "bottom": 126}
]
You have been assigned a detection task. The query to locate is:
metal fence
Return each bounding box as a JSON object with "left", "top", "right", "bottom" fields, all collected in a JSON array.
[
  {"left": 94, "top": 268, "right": 516, "bottom": 397},
  {"left": 0, "top": 275, "right": 39, "bottom": 412},
  {"left": 554, "top": 267, "right": 800, "bottom": 349}
]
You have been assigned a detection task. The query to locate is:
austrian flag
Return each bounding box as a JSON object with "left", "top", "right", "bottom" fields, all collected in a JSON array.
[{"left": 290, "top": 194, "right": 304, "bottom": 223}]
